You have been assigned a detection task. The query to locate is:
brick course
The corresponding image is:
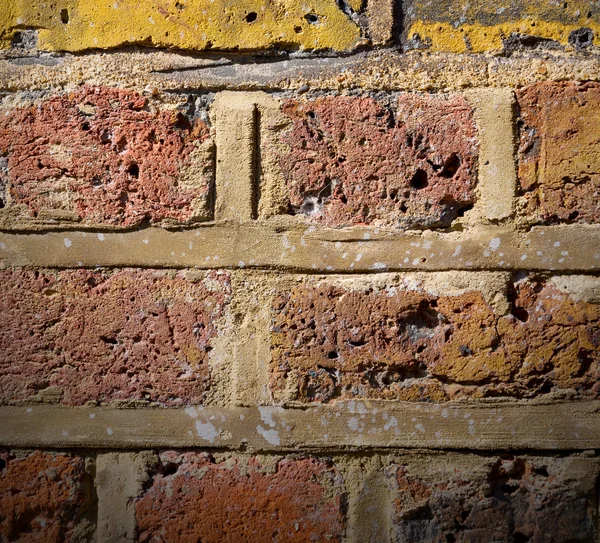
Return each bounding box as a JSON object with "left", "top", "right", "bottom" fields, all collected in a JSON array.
[
  {"left": 0, "top": 87, "right": 213, "bottom": 227},
  {"left": 0, "top": 450, "right": 93, "bottom": 542},
  {"left": 0, "top": 268, "right": 231, "bottom": 406},
  {"left": 271, "top": 276, "right": 600, "bottom": 402},
  {"left": 517, "top": 81, "right": 600, "bottom": 225},
  {"left": 135, "top": 452, "right": 346, "bottom": 543},
  {"left": 272, "top": 95, "right": 478, "bottom": 228}
]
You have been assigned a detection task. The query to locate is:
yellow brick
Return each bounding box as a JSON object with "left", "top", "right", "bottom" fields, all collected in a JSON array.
[
  {"left": 407, "top": 19, "right": 600, "bottom": 53},
  {"left": 0, "top": 0, "right": 363, "bottom": 51}
]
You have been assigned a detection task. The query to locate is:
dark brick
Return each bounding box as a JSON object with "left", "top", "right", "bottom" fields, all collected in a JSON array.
[
  {"left": 273, "top": 95, "right": 478, "bottom": 228},
  {"left": 135, "top": 452, "right": 345, "bottom": 543},
  {"left": 0, "top": 450, "right": 93, "bottom": 542},
  {"left": 387, "top": 454, "right": 599, "bottom": 543},
  {"left": 270, "top": 277, "right": 599, "bottom": 402},
  {"left": 0, "top": 269, "right": 231, "bottom": 406},
  {"left": 517, "top": 82, "right": 600, "bottom": 225},
  {"left": 0, "top": 87, "right": 213, "bottom": 227}
]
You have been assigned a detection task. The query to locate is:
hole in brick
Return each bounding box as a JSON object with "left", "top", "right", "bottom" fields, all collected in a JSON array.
[
  {"left": 456, "top": 204, "right": 474, "bottom": 218},
  {"left": 294, "top": 25, "right": 303, "bottom": 33},
  {"left": 128, "top": 163, "right": 140, "bottom": 178},
  {"left": 60, "top": 8, "right": 69, "bottom": 24},
  {"left": 161, "top": 462, "right": 179, "bottom": 476},
  {"left": 399, "top": 204, "right": 408, "bottom": 213},
  {"left": 305, "top": 13, "right": 319, "bottom": 24},
  {"left": 100, "top": 336, "right": 118, "bottom": 345},
  {"left": 348, "top": 340, "right": 367, "bottom": 348},
  {"left": 569, "top": 27, "right": 594, "bottom": 49},
  {"left": 500, "top": 483, "right": 519, "bottom": 495},
  {"left": 440, "top": 153, "right": 461, "bottom": 178},
  {"left": 244, "top": 12, "right": 257, "bottom": 22},
  {"left": 100, "top": 130, "right": 111, "bottom": 144},
  {"left": 306, "top": 111, "right": 316, "bottom": 119},
  {"left": 327, "top": 350, "right": 339, "bottom": 359},
  {"left": 459, "top": 345, "right": 473, "bottom": 356},
  {"left": 512, "top": 306, "right": 529, "bottom": 323},
  {"left": 514, "top": 533, "right": 530, "bottom": 543},
  {"left": 445, "top": 535, "right": 456, "bottom": 543},
  {"left": 81, "top": 122, "right": 90, "bottom": 131},
  {"left": 410, "top": 169, "right": 428, "bottom": 190},
  {"left": 533, "top": 466, "right": 549, "bottom": 477},
  {"left": 0, "top": 197, "right": 4, "bottom": 209},
  {"left": 568, "top": 210, "right": 579, "bottom": 221},
  {"left": 0, "top": 459, "right": 5, "bottom": 471}
]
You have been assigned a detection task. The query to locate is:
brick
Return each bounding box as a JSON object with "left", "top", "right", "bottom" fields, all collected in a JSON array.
[
  {"left": 0, "top": 0, "right": 362, "bottom": 52},
  {"left": 517, "top": 81, "right": 600, "bottom": 225},
  {"left": 270, "top": 94, "right": 478, "bottom": 229},
  {"left": 135, "top": 452, "right": 345, "bottom": 542},
  {"left": 0, "top": 86, "right": 212, "bottom": 227},
  {"left": 0, "top": 449, "right": 93, "bottom": 541},
  {"left": 404, "top": 0, "right": 600, "bottom": 52},
  {"left": 386, "top": 453, "right": 599, "bottom": 542},
  {"left": 270, "top": 276, "right": 600, "bottom": 402},
  {"left": 0, "top": 268, "right": 231, "bottom": 406}
]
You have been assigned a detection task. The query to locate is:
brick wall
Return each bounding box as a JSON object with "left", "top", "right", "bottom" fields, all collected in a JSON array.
[{"left": 0, "top": 1, "right": 599, "bottom": 541}]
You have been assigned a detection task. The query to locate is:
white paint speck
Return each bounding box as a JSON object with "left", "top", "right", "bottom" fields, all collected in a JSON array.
[
  {"left": 371, "top": 262, "right": 387, "bottom": 270},
  {"left": 143, "top": 239, "right": 149, "bottom": 244},
  {"left": 489, "top": 238, "right": 501, "bottom": 251},
  {"left": 106, "top": 428, "right": 113, "bottom": 435},
  {"left": 520, "top": 254, "right": 527, "bottom": 261},
  {"left": 184, "top": 406, "right": 198, "bottom": 418},
  {"left": 64, "top": 238, "right": 72, "bottom": 248},
  {"left": 89, "top": 413, "right": 96, "bottom": 419},
  {"left": 257, "top": 425, "right": 280, "bottom": 445},
  {"left": 452, "top": 245, "right": 462, "bottom": 257},
  {"left": 195, "top": 420, "right": 218, "bottom": 443},
  {"left": 553, "top": 241, "right": 560, "bottom": 247},
  {"left": 62, "top": 430, "right": 69, "bottom": 436},
  {"left": 0, "top": 242, "right": 6, "bottom": 250},
  {"left": 415, "top": 423, "right": 425, "bottom": 433},
  {"left": 348, "top": 417, "right": 360, "bottom": 431},
  {"left": 26, "top": 408, "right": 33, "bottom": 413},
  {"left": 97, "top": 233, "right": 105, "bottom": 241}
]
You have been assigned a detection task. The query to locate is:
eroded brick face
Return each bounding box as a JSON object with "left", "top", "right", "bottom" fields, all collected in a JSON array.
[
  {"left": 0, "top": 450, "right": 93, "bottom": 542},
  {"left": 0, "top": 87, "right": 213, "bottom": 226},
  {"left": 0, "top": 269, "right": 231, "bottom": 406},
  {"left": 135, "top": 452, "right": 345, "bottom": 543},
  {"left": 270, "top": 277, "right": 600, "bottom": 402},
  {"left": 517, "top": 81, "right": 600, "bottom": 224},
  {"left": 387, "top": 455, "right": 598, "bottom": 543},
  {"left": 274, "top": 94, "right": 478, "bottom": 228}
]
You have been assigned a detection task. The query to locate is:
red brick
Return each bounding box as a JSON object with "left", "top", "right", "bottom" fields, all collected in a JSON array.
[
  {"left": 0, "top": 450, "right": 93, "bottom": 542},
  {"left": 517, "top": 81, "right": 600, "bottom": 224},
  {"left": 273, "top": 94, "right": 478, "bottom": 228},
  {"left": 387, "top": 454, "right": 598, "bottom": 542},
  {"left": 0, "top": 269, "right": 231, "bottom": 406},
  {"left": 270, "top": 277, "right": 599, "bottom": 402},
  {"left": 135, "top": 452, "right": 345, "bottom": 543},
  {"left": 0, "top": 87, "right": 213, "bottom": 226}
]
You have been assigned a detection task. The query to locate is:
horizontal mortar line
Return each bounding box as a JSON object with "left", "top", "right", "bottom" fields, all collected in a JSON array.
[
  {"left": 0, "top": 400, "right": 598, "bottom": 451},
  {"left": 0, "top": 224, "right": 598, "bottom": 272}
]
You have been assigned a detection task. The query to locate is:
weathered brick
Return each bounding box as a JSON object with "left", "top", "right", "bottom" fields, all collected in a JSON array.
[
  {"left": 271, "top": 94, "right": 478, "bottom": 228},
  {"left": 135, "top": 452, "right": 345, "bottom": 542},
  {"left": 0, "top": 0, "right": 362, "bottom": 52},
  {"left": 517, "top": 81, "right": 600, "bottom": 225},
  {"left": 404, "top": 0, "right": 599, "bottom": 52},
  {"left": 0, "top": 87, "right": 213, "bottom": 227},
  {"left": 0, "top": 449, "right": 93, "bottom": 542},
  {"left": 270, "top": 276, "right": 599, "bottom": 402},
  {"left": 0, "top": 268, "right": 231, "bottom": 406},
  {"left": 386, "top": 453, "right": 599, "bottom": 542}
]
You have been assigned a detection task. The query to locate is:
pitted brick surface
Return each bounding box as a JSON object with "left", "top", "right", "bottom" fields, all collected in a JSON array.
[
  {"left": 0, "top": 269, "right": 231, "bottom": 406},
  {"left": 517, "top": 81, "right": 600, "bottom": 225},
  {"left": 271, "top": 277, "right": 600, "bottom": 402},
  {"left": 135, "top": 452, "right": 345, "bottom": 543},
  {"left": 274, "top": 95, "right": 478, "bottom": 228},
  {"left": 387, "top": 454, "right": 599, "bottom": 542},
  {"left": 0, "top": 450, "right": 93, "bottom": 542},
  {"left": 0, "top": 86, "right": 213, "bottom": 226}
]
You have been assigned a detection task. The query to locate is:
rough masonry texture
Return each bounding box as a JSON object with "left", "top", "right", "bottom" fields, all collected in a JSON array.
[
  {"left": 271, "top": 275, "right": 600, "bottom": 402},
  {"left": 1, "top": 0, "right": 600, "bottom": 541},
  {"left": 517, "top": 81, "right": 600, "bottom": 225},
  {"left": 273, "top": 95, "right": 478, "bottom": 228},
  {"left": 387, "top": 453, "right": 600, "bottom": 542},
  {"left": 0, "top": 268, "right": 231, "bottom": 406},
  {"left": 135, "top": 452, "right": 345, "bottom": 542},
  {"left": 0, "top": 449, "right": 93, "bottom": 541},
  {"left": 0, "top": 86, "right": 213, "bottom": 227}
]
